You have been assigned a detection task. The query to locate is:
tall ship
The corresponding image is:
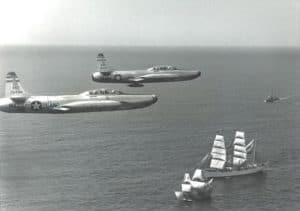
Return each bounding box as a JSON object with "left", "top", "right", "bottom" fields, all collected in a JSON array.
[
  {"left": 200, "top": 131, "right": 267, "bottom": 178},
  {"left": 175, "top": 170, "right": 213, "bottom": 202}
]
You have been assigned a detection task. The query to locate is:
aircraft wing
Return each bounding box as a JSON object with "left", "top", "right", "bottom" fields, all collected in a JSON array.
[
  {"left": 141, "top": 73, "right": 178, "bottom": 79},
  {"left": 128, "top": 73, "right": 178, "bottom": 82},
  {"left": 52, "top": 100, "right": 123, "bottom": 112},
  {"left": 52, "top": 107, "right": 71, "bottom": 112}
]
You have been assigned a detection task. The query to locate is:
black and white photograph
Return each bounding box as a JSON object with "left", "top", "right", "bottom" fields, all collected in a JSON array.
[{"left": 0, "top": 0, "right": 299, "bottom": 210}]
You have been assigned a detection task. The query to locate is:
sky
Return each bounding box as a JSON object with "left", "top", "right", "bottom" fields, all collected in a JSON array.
[{"left": 0, "top": 0, "right": 299, "bottom": 47}]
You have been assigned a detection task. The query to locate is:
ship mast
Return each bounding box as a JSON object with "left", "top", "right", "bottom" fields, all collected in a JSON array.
[{"left": 252, "top": 140, "right": 256, "bottom": 162}]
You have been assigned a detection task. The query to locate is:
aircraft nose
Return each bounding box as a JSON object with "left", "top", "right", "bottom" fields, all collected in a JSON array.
[
  {"left": 187, "top": 70, "right": 201, "bottom": 79},
  {"left": 152, "top": 95, "right": 158, "bottom": 104},
  {"left": 92, "top": 72, "right": 101, "bottom": 81}
]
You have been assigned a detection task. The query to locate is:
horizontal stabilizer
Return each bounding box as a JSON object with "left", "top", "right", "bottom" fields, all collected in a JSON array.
[{"left": 10, "top": 95, "right": 28, "bottom": 103}]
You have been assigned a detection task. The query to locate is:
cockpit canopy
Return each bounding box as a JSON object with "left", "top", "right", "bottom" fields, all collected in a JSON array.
[
  {"left": 81, "top": 89, "right": 124, "bottom": 96},
  {"left": 148, "top": 65, "right": 178, "bottom": 71},
  {"left": 100, "top": 71, "right": 112, "bottom": 76}
]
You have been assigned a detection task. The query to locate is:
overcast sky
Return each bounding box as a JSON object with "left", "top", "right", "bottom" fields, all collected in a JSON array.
[{"left": 0, "top": 0, "right": 299, "bottom": 47}]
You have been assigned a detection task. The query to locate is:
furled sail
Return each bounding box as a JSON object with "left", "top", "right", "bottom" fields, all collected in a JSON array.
[
  {"left": 233, "top": 131, "right": 247, "bottom": 166},
  {"left": 210, "top": 135, "right": 226, "bottom": 169}
]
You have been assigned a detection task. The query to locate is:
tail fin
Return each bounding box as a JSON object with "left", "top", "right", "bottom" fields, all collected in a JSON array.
[
  {"left": 96, "top": 53, "right": 110, "bottom": 73},
  {"left": 5, "top": 72, "right": 27, "bottom": 97}
]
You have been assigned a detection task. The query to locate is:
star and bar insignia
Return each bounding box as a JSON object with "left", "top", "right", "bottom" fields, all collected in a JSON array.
[{"left": 31, "top": 101, "right": 42, "bottom": 110}]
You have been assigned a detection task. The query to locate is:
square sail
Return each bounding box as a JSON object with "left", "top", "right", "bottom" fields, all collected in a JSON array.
[
  {"left": 210, "top": 159, "right": 226, "bottom": 169},
  {"left": 232, "top": 132, "right": 247, "bottom": 166},
  {"left": 210, "top": 135, "right": 227, "bottom": 169}
]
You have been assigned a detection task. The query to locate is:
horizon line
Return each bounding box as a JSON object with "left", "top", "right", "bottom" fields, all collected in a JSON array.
[{"left": 1, "top": 44, "right": 300, "bottom": 49}]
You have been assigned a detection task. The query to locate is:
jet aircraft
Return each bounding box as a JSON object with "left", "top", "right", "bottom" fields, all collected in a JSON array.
[
  {"left": 264, "top": 95, "right": 281, "bottom": 103},
  {"left": 0, "top": 72, "right": 157, "bottom": 113},
  {"left": 92, "top": 53, "right": 201, "bottom": 87},
  {"left": 264, "top": 90, "right": 282, "bottom": 103}
]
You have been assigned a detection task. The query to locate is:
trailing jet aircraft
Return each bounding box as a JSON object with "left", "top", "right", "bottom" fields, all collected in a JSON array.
[
  {"left": 0, "top": 72, "right": 157, "bottom": 113},
  {"left": 264, "top": 95, "right": 280, "bottom": 103},
  {"left": 91, "top": 53, "right": 201, "bottom": 87}
]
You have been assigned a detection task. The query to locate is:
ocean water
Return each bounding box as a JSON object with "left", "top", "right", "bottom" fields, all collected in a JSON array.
[{"left": 0, "top": 46, "right": 300, "bottom": 210}]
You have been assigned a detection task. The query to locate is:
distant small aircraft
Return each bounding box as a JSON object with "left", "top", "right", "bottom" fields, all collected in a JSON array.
[
  {"left": 264, "top": 90, "right": 283, "bottom": 103},
  {"left": 0, "top": 72, "right": 157, "bottom": 113},
  {"left": 91, "top": 53, "right": 201, "bottom": 87},
  {"left": 264, "top": 95, "right": 281, "bottom": 103}
]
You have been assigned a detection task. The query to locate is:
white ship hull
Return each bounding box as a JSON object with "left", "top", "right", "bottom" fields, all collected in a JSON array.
[{"left": 204, "top": 165, "right": 265, "bottom": 178}]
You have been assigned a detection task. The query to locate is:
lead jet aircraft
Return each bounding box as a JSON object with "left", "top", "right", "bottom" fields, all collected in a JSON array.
[
  {"left": 91, "top": 53, "right": 201, "bottom": 87},
  {"left": 0, "top": 72, "right": 157, "bottom": 113}
]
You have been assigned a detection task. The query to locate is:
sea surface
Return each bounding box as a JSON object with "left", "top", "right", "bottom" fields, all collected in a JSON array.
[{"left": 0, "top": 46, "right": 300, "bottom": 211}]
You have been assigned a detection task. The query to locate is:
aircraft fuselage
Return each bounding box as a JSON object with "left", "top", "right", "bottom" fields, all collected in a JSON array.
[
  {"left": 0, "top": 93, "right": 157, "bottom": 113},
  {"left": 92, "top": 69, "right": 201, "bottom": 83}
]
